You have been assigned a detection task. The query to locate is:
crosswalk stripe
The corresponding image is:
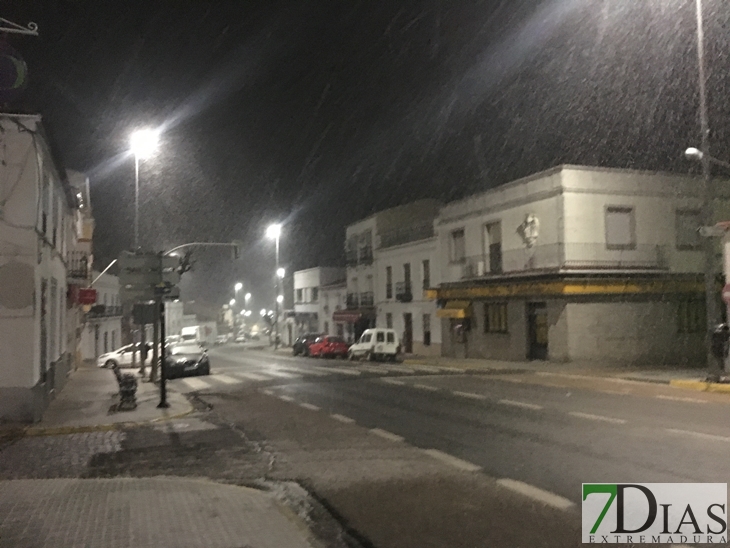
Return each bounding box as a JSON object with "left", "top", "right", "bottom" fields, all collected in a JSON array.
[
  {"left": 263, "top": 370, "right": 298, "bottom": 378},
  {"left": 213, "top": 374, "right": 241, "bottom": 385},
  {"left": 312, "top": 366, "right": 361, "bottom": 376},
  {"left": 381, "top": 365, "right": 416, "bottom": 374},
  {"left": 277, "top": 366, "right": 329, "bottom": 377},
  {"left": 179, "top": 377, "right": 212, "bottom": 391},
  {"left": 356, "top": 365, "right": 388, "bottom": 373},
  {"left": 234, "top": 372, "right": 271, "bottom": 381}
]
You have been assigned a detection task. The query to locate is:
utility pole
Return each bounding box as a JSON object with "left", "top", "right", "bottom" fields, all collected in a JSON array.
[
  {"left": 157, "top": 295, "right": 168, "bottom": 408},
  {"left": 274, "top": 234, "right": 280, "bottom": 350},
  {"left": 695, "top": 0, "right": 721, "bottom": 380}
]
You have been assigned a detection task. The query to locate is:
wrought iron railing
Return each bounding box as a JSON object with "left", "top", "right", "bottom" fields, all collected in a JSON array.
[
  {"left": 359, "top": 291, "right": 374, "bottom": 307},
  {"left": 395, "top": 282, "right": 412, "bottom": 302},
  {"left": 67, "top": 251, "right": 90, "bottom": 279}
]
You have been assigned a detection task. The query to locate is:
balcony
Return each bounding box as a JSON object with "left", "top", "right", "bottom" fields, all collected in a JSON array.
[
  {"left": 395, "top": 282, "right": 413, "bottom": 302},
  {"left": 358, "top": 247, "right": 373, "bottom": 265},
  {"left": 460, "top": 243, "right": 669, "bottom": 280},
  {"left": 345, "top": 249, "right": 358, "bottom": 267},
  {"left": 86, "top": 305, "right": 123, "bottom": 319},
  {"left": 67, "top": 251, "right": 90, "bottom": 280},
  {"left": 346, "top": 293, "right": 359, "bottom": 309},
  {"left": 359, "top": 291, "right": 374, "bottom": 307}
]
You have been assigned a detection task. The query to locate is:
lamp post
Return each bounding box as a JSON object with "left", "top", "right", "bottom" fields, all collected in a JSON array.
[
  {"left": 266, "top": 224, "right": 282, "bottom": 349},
  {"left": 687, "top": 0, "right": 721, "bottom": 380},
  {"left": 129, "top": 129, "right": 159, "bottom": 250}
]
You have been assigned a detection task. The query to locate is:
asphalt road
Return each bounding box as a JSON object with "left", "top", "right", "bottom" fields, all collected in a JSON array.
[{"left": 173, "top": 344, "right": 730, "bottom": 546}]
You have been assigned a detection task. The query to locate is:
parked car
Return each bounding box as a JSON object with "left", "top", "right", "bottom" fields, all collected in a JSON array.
[
  {"left": 308, "top": 336, "right": 350, "bottom": 358},
  {"left": 348, "top": 328, "right": 401, "bottom": 362},
  {"left": 162, "top": 341, "right": 210, "bottom": 378},
  {"left": 97, "top": 343, "right": 151, "bottom": 368},
  {"left": 214, "top": 334, "right": 229, "bottom": 345},
  {"left": 292, "top": 333, "right": 320, "bottom": 356}
]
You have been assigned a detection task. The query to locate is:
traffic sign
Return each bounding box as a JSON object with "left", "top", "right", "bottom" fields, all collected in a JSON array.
[{"left": 723, "top": 284, "right": 730, "bottom": 305}]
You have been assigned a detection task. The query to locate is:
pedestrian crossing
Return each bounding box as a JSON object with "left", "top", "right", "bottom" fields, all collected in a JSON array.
[{"left": 171, "top": 363, "right": 461, "bottom": 392}]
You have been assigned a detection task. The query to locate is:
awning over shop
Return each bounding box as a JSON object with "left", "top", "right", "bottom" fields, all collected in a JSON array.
[{"left": 436, "top": 300, "right": 471, "bottom": 319}]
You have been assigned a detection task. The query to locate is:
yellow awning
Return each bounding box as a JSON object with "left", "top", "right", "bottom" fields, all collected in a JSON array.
[{"left": 436, "top": 300, "right": 471, "bottom": 319}]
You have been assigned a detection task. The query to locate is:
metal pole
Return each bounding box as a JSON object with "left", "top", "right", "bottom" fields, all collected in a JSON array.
[
  {"left": 274, "top": 235, "right": 280, "bottom": 350},
  {"left": 134, "top": 154, "right": 139, "bottom": 250},
  {"left": 695, "top": 0, "right": 721, "bottom": 379},
  {"left": 139, "top": 321, "right": 147, "bottom": 377},
  {"left": 151, "top": 303, "right": 159, "bottom": 383},
  {"left": 157, "top": 297, "right": 169, "bottom": 408}
]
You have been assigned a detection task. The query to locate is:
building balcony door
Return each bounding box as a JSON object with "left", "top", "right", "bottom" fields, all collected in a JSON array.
[
  {"left": 527, "top": 302, "right": 548, "bottom": 360},
  {"left": 403, "top": 313, "right": 413, "bottom": 354}
]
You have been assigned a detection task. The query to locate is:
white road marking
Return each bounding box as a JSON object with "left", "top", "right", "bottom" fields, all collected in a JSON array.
[
  {"left": 665, "top": 428, "right": 730, "bottom": 442},
  {"left": 453, "top": 391, "right": 487, "bottom": 400},
  {"left": 436, "top": 366, "right": 466, "bottom": 373},
  {"left": 569, "top": 412, "right": 626, "bottom": 424},
  {"left": 414, "top": 383, "right": 439, "bottom": 392},
  {"left": 496, "top": 479, "right": 574, "bottom": 510},
  {"left": 179, "top": 377, "right": 212, "bottom": 391},
  {"left": 357, "top": 365, "right": 388, "bottom": 373},
  {"left": 330, "top": 414, "right": 355, "bottom": 424},
  {"left": 277, "top": 366, "right": 329, "bottom": 376},
  {"left": 369, "top": 428, "right": 404, "bottom": 442},
  {"left": 381, "top": 378, "right": 405, "bottom": 386},
  {"left": 313, "top": 366, "right": 361, "bottom": 376},
  {"left": 423, "top": 449, "right": 481, "bottom": 472},
  {"left": 599, "top": 389, "right": 630, "bottom": 396},
  {"left": 382, "top": 365, "right": 416, "bottom": 374},
  {"left": 408, "top": 364, "right": 443, "bottom": 373},
  {"left": 655, "top": 394, "right": 707, "bottom": 404},
  {"left": 498, "top": 399, "right": 543, "bottom": 410},
  {"left": 261, "top": 389, "right": 275, "bottom": 396},
  {"left": 278, "top": 395, "right": 294, "bottom": 403},
  {"left": 213, "top": 374, "right": 240, "bottom": 385},
  {"left": 264, "top": 370, "right": 298, "bottom": 378},
  {"left": 235, "top": 372, "right": 271, "bottom": 381},
  {"left": 300, "top": 403, "right": 320, "bottom": 411}
]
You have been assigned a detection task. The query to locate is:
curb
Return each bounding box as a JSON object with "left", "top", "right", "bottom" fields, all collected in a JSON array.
[
  {"left": 669, "top": 379, "right": 730, "bottom": 394},
  {"left": 23, "top": 404, "right": 195, "bottom": 437}
]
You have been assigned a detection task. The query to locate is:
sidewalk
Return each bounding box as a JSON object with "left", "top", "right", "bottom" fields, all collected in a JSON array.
[
  {"left": 0, "top": 477, "right": 313, "bottom": 548},
  {"left": 25, "top": 363, "right": 193, "bottom": 435}
]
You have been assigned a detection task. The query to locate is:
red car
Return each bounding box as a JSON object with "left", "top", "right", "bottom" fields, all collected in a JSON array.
[{"left": 308, "top": 336, "right": 350, "bottom": 358}]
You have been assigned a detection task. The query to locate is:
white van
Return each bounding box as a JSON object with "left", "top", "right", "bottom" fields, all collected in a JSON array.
[{"left": 348, "top": 328, "right": 401, "bottom": 362}]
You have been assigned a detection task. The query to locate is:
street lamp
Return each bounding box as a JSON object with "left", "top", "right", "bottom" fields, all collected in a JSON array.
[
  {"left": 277, "top": 295, "right": 284, "bottom": 304},
  {"left": 245, "top": 292, "right": 251, "bottom": 302},
  {"left": 229, "top": 298, "right": 236, "bottom": 307},
  {"left": 129, "top": 128, "right": 159, "bottom": 250},
  {"left": 686, "top": 147, "right": 730, "bottom": 171},
  {"left": 260, "top": 308, "right": 267, "bottom": 316},
  {"left": 267, "top": 223, "right": 283, "bottom": 350},
  {"left": 277, "top": 267, "right": 286, "bottom": 278},
  {"left": 234, "top": 282, "right": 243, "bottom": 292}
]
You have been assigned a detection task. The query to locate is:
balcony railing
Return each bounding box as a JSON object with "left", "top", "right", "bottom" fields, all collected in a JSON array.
[
  {"left": 395, "top": 281, "right": 413, "bottom": 302},
  {"left": 358, "top": 247, "right": 373, "bottom": 265},
  {"left": 359, "top": 291, "right": 374, "bottom": 307},
  {"left": 86, "top": 305, "right": 123, "bottom": 319},
  {"left": 346, "top": 293, "right": 359, "bottom": 309},
  {"left": 67, "top": 251, "right": 90, "bottom": 280},
  {"left": 379, "top": 222, "right": 434, "bottom": 249},
  {"left": 460, "top": 243, "right": 669, "bottom": 279}
]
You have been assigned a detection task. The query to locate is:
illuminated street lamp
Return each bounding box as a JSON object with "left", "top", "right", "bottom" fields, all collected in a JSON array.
[
  {"left": 260, "top": 309, "right": 267, "bottom": 317},
  {"left": 276, "top": 295, "right": 284, "bottom": 304},
  {"left": 266, "top": 223, "right": 283, "bottom": 349},
  {"left": 244, "top": 310, "right": 252, "bottom": 317},
  {"left": 277, "top": 267, "right": 286, "bottom": 279},
  {"left": 229, "top": 298, "right": 236, "bottom": 307},
  {"left": 129, "top": 128, "right": 160, "bottom": 250},
  {"left": 234, "top": 282, "right": 243, "bottom": 292}
]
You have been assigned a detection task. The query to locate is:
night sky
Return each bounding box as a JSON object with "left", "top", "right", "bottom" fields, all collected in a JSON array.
[{"left": 5, "top": 0, "right": 730, "bottom": 312}]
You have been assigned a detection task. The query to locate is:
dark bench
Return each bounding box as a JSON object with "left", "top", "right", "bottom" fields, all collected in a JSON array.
[{"left": 111, "top": 364, "right": 138, "bottom": 410}]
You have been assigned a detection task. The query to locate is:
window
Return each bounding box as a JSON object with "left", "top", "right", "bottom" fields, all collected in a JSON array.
[
  {"left": 676, "top": 209, "right": 702, "bottom": 250},
  {"left": 361, "top": 333, "right": 371, "bottom": 343},
  {"left": 485, "top": 222, "right": 502, "bottom": 273},
  {"left": 605, "top": 206, "right": 636, "bottom": 249},
  {"left": 450, "top": 229, "right": 466, "bottom": 263},
  {"left": 422, "top": 260, "right": 430, "bottom": 290},
  {"left": 403, "top": 263, "right": 411, "bottom": 292},
  {"left": 296, "top": 288, "right": 303, "bottom": 302},
  {"left": 376, "top": 331, "right": 385, "bottom": 342},
  {"left": 387, "top": 332, "right": 395, "bottom": 343},
  {"left": 484, "top": 302, "right": 508, "bottom": 334},
  {"left": 678, "top": 299, "right": 704, "bottom": 333},
  {"left": 423, "top": 314, "right": 431, "bottom": 346},
  {"left": 386, "top": 266, "right": 393, "bottom": 299},
  {"left": 112, "top": 331, "right": 116, "bottom": 350},
  {"left": 323, "top": 321, "right": 329, "bottom": 334},
  {"left": 386, "top": 313, "right": 393, "bottom": 328},
  {"left": 312, "top": 287, "right": 319, "bottom": 302}
]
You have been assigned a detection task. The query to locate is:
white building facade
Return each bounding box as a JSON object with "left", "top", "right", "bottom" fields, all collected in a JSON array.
[
  {"left": 80, "top": 272, "right": 123, "bottom": 360},
  {"left": 0, "top": 115, "right": 79, "bottom": 421},
  {"left": 293, "top": 267, "right": 346, "bottom": 337},
  {"left": 433, "top": 165, "right": 730, "bottom": 365}
]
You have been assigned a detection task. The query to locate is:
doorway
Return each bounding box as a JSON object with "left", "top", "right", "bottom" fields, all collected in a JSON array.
[
  {"left": 403, "top": 313, "right": 413, "bottom": 353},
  {"left": 527, "top": 302, "right": 548, "bottom": 360}
]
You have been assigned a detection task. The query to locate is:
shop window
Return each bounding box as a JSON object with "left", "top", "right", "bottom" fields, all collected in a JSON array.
[{"left": 484, "top": 302, "right": 508, "bottom": 334}]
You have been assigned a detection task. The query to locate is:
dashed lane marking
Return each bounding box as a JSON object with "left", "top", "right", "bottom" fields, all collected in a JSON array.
[
  {"left": 369, "top": 428, "right": 404, "bottom": 442},
  {"left": 235, "top": 372, "right": 271, "bottom": 381},
  {"left": 453, "top": 391, "right": 487, "bottom": 400},
  {"left": 413, "top": 383, "right": 439, "bottom": 392},
  {"left": 278, "top": 395, "right": 294, "bottom": 403},
  {"left": 179, "top": 377, "right": 212, "bottom": 391},
  {"left": 300, "top": 403, "right": 320, "bottom": 411},
  {"left": 312, "top": 366, "right": 361, "bottom": 376},
  {"left": 665, "top": 428, "right": 730, "bottom": 442},
  {"left": 496, "top": 479, "right": 574, "bottom": 510},
  {"left": 264, "top": 370, "right": 299, "bottom": 378},
  {"left": 357, "top": 365, "right": 390, "bottom": 374},
  {"left": 330, "top": 414, "right": 355, "bottom": 424},
  {"left": 498, "top": 399, "right": 543, "bottom": 410},
  {"left": 213, "top": 374, "right": 241, "bottom": 384},
  {"left": 381, "top": 365, "right": 416, "bottom": 374},
  {"left": 261, "top": 389, "right": 275, "bottom": 396},
  {"left": 423, "top": 449, "right": 481, "bottom": 472},
  {"left": 569, "top": 412, "right": 626, "bottom": 424},
  {"left": 381, "top": 378, "right": 405, "bottom": 386},
  {"left": 655, "top": 394, "right": 707, "bottom": 404}
]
